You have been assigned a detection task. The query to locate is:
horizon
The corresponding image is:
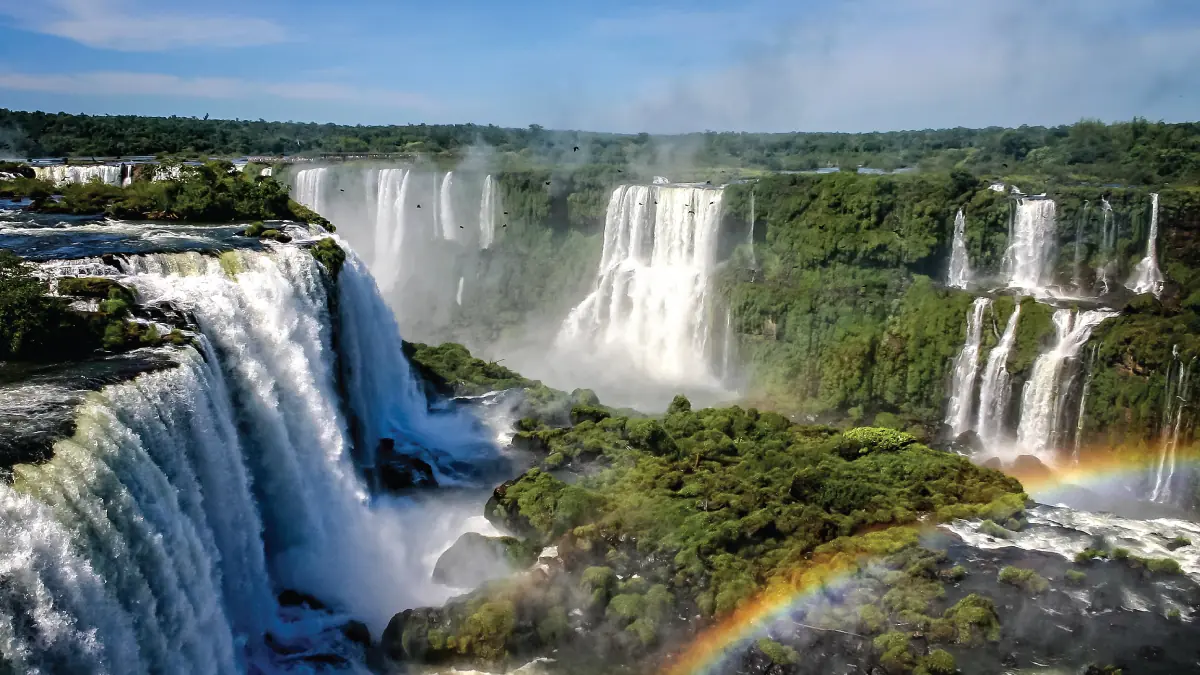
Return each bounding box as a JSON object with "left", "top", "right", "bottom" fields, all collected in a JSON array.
[{"left": 1, "top": 1, "right": 1198, "bottom": 134}]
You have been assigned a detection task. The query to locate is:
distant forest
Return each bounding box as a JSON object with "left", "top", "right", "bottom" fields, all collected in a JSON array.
[{"left": 2, "top": 108, "right": 1199, "bottom": 184}]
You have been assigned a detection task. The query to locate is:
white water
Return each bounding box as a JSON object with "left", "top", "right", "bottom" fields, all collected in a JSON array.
[
  {"left": 1151, "top": 347, "right": 1194, "bottom": 503},
  {"left": 293, "top": 168, "right": 328, "bottom": 216},
  {"left": 438, "top": 172, "right": 457, "bottom": 241},
  {"left": 1014, "top": 309, "right": 1116, "bottom": 463},
  {"left": 945, "top": 298, "right": 991, "bottom": 436},
  {"left": 1004, "top": 198, "right": 1057, "bottom": 291},
  {"left": 721, "top": 309, "right": 734, "bottom": 383},
  {"left": 976, "top": 304, "right": 1021, "bottom": 450},
  {"left": 747, "top": 190, "right": 756, "bottom": 267},
  {"left": 370, "top": 168, "right": 412, "bottom": 292},
  {"left": 34, "top": 165, "right": 122, "bottom": 187},
  {"left": 557, "top": 184, "right": 724, "bottom": 386},
  {"left": 946, "top": 209, "right": 971, "bottom": 289},
  {"left": 0, "top": 245, "right": 496, "bottom": 672},
  {"left": 456, "top": 276, "right": 464, "bottom": 306},
  {"left": 479, "top": 174, "right": 497, "bottom": 249},
  {"left": 1127, "top": 193, "right": 1165, "bottom": 297},
  {"left": 1073, "top": 345, "right": 1098, "bottom": 462},
  {"left": 1096, "top": 199, "right": 1117, "bottom": 294}
]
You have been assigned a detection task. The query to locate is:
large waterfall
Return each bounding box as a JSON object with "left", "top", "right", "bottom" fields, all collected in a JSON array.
[
  {"left": 0, "top": 245, "right": 493, "bottom": 673},
  {"left": 557, "top": 184, "right": 724, "bottom": 386},
  {"left": 293, "top": 167, "right": 328, "bottom": 216},
  {"left": 479, "top": 174, "right": 497, "bottom": 249},
  {"left": 975, "top": 304, "right": 1021, "bottom": 450},
  {"left": 438, "top": 172, "right": 458, "bottom": 241},
  {"left": 1004, "top": 198, "right": 1057, "bottom": 292},
  {"left": 1127, "top": 193, "right": 1165, "bottom": 297},
  {"left": 34, "top": 164, "right": 123, "bottom": 187},
  {"left": 945, "top": 298, "right": 990, "bottom": 436},
  {"left": 1014, "top": 309, "right": 1116, "bottom": 462},
  {"left": 946, "top": 209, "right": 971, "bottom": 289}
]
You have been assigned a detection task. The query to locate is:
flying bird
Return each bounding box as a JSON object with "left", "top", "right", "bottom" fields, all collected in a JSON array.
[
  {"left": 545, "top": 181, "right": 551, "bottom": 185},
  {"left": 573, "top": 146, "right": 579, "bottom": 152},
  {"left": 416, "top": 204, "right": 421, "bottom": 208}
]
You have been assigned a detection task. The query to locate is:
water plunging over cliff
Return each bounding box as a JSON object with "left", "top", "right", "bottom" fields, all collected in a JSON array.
[
  {"left": 557, "top": 184, "right": 724, "bottom": 387},
  {"left": 438, "top": 172, "right": 458, "bottom": 241},
  {"left": 1014, "top": 309, "right": 1116, "bottom": 463},
  {"left": 479, "top": 174, "right": 497, "bottom": 249},
  {"left": 976, "top": 305, "right": 1021, "bottom": 450},
  {"left": 293, "top": 167, "right": 328, "bottom": 216},
  {"left": 0, "top": 245, "right": 495, "bottom": 672},
  {"left": 1004, "top": 198, "right": 1057, "bottom": 292},
  {"left": 946, "top": 298, "right": 990, "bottom": 436},
  {"left": 1127, "top": 193, "right": 1165, "bottom": 298},
  {"left": 34, "top": 164, "right": 123, "bottom": 187},
  {"left": 947, "top": 209, "right": 971, "bottom": 289},
  {"left": 1151, "top": 347, "right": 1195, "bottom": 503}
]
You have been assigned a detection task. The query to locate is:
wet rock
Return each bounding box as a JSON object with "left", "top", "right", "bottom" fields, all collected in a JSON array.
[
  {"left": 278, "top": 589, "right": 327, "bottom": 610},
  {"left": 432, "top": 532, "right": 535, "bottom": 588},
  {"left": 376, "top": 438, "right": 437, "bottom": 491},
  {"left": 341, "top": 619, "right": 371, "bottom": 648},
  {"left": 954, "top": 430, "right": 984, "bottom": 455},
  {"left": 1009, "top": 454, "right": 1054, "bottom": 483},
  {"left": 981, "top": 456, "right": 1004, "bottom": 471}
]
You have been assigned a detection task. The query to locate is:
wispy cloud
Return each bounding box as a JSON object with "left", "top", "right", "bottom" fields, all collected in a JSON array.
[
  {"left": 0, "top": 70, "right": 437, "bottom": 113},
  {"left": 0, "top": 0, "right": 286, "bottom": 51},
  {"left": 571, "top": 0, "right": 1200, "bottom": 133}
]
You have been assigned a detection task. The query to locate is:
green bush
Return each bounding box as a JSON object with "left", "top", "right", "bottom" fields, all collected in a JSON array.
[
  {"left": 1065, "top": 569, "right": 1087, "bottom": 586},
  {"left": 756, "top": 638, "right": 799, "bottom": 666},
  {"left": 998, "top": 566, "right": 1049, "bottom": 594}
]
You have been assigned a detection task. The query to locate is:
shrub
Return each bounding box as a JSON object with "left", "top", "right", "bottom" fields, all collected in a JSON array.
[
  {"left": 998, "top": 566, "right": 1049, "bottom": 594},
  {"left": 917, "top": 649, "right": 957, "bottom": 675},
  {"left": 756, "top": 638, "right": 799, "bottom": 666},
  {"left": 310, "top": 237, "right": 346, "bottom": 278},
  {"left": 978, "top": 519, "right": 1011, "bottom": 539},
  {"left": 1064, "top": 569, "right": 1087, "bottom": 586}
]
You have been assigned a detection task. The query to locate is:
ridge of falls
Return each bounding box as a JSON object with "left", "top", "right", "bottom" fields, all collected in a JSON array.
[
  {"left": 34, "top": 164, "right": 123, "bottom": 187},
  {"left": 1004, "top": 198, "right": 1057, "bottom": 292},
  {"left": 946, "top": 209, "right": 971, "bottom": 289},
  {"left": 1127, "top": 192, "right": 1165, "bottom": 297},
  {"left": 557, "top": 184, "right": 724, "bottom": 386},
  {"left": 1151, "top": 347, "right": 1195, "bottom": 503},
  {"left": 479, "top": 174, "right": 496, "bottom": 249},
  {"left": 293, "top": 167, "right": 328, "bottom": 217},
  {"left": 0, "top": 245, "right": 493, "bottom": 673},
  {"left": 945, "top": 297, "right": 990, "bottom": 436},
  {"left": 1014, "top": 309, "right": 1116, "bottom": 462},
  {"left": 976, "top": 304, "right": 1021, "bottom": 450},
  {"left": 371, "top": 167, "right": 411, "bottom": 293}
]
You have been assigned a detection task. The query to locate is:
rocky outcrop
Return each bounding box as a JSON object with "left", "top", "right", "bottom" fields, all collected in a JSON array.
[
  {"left": 376, "top": 438, "right": 437, "bottom": 491},
  {"left": 432, "top": 532, "right": 538, "bottom": 588}
]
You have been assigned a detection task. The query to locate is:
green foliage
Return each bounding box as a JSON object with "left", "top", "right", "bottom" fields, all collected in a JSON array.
[
  {"left": 459, "top": 601, "right": 516, "bottom": 662},
  {"left": 916, "top": 649, "right": 956, "bottom": 675},
  {"left": 978, "top": 520, "right": 1012, "bottom": 539},
  {"left": 938, "top": 593, "right": 1001, "bottom": 645},
  {"left": 309, "top": 237, "right": 345, "bottom": 278},
  {"left": 997, "top": 566, "right": 1050, "bottom": 594},
  {"left": 1075, "top": 547, "right": 1109, "bottom": 564},
  {"left": 756, "top": 638, "right": 799, "bottom": 666},
  {"left": 1065, "top": 569, "right": 1087, "bottom": 586}
]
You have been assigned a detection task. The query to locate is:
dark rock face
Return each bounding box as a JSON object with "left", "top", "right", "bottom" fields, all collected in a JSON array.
[
  {"left": 278, "top": 589, "right": 327, "bottom": 611},
  {"left": 432, "top": 532, "right": 532, "bottom": 588},
  {"left": 1009, "top": 454, "right": 1053, "bottom": 482},
  {"left": 484, "top": 478, "right": 533, "bottom": 537},
  {"left": 952, "top": 430, "right": 984, "bottom": 455},
  {"left": 376, "top": 438, "right": 437, "bottom": 491}
]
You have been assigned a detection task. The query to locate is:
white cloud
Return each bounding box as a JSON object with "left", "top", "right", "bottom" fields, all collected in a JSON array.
[
  {"left": 569, "top": 0, "right": 1200, "bottom": 133},
  {"left": 0, "top": 70, "right": 437, "bottom": 113},
  {"left": 0, "top": 0, "right": 286, "bottom": 50}
]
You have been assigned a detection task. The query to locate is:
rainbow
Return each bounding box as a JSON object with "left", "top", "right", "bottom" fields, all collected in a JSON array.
[
  {"left": 662, "top": 527, "right": 921, "bottom": 675},
  {"left": 1003, "top": 448, "right": 1200, "bottom": 503}
]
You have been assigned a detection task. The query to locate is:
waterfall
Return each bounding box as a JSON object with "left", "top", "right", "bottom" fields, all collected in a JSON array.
[
  {"left": 438, "top": 172, "right": 457, "bottom": 240},
  {"left": 976, "top": 304, "right": 1021, "bottom": 451},
  {"left": 1014, "top": 309, "right": 1116, "bottom": 462},
  {"left": 720, "top": 309, "right": 734, "bottom": 382},
  {"left": 292, "top": 168, "right": 328, "bottom": 215},
  {"left": 1073, "top": 201, "right": 1090, "bottom": 290},
  {"left": 947, "top": 209, "right": 971, "bottom": 289},
  {"left": 1127, "top": 193, "right": 1165, "bottom": 297},
  {"left": 1151, "top": 348, "right": 1194, "bottom": 503},
  {"left": 34, "top": 165, "right": 122, "bottom": 186},
  {"left": 945, "top": 297, "right": 991, "bottom": 436},
  {"left": 370, "top": 168, "right": 411, "bottom": 292},
  {"left": 456, "top": 276, "right": 465, "bottom": 306},
  {"left": 747, "top": 190, "right": 756, "bottom": 268},
  {"left": 1097, "top": 199, "right": 1116, "bottom": 294},
  {"left": 557, "top": 184, "right": 724, "bottom": 385},
  {"left": 0, "top": 245, "right": 492, "bottom": 672},
  {"left": 1004, "top": 198, "right": 1057, "bottom": 292},
  {"left": 1072, "top": 344, "right": 1098, "bottom": 462},
  {"left": 479, "top": 174, "right": 497, "bottom": 249}
]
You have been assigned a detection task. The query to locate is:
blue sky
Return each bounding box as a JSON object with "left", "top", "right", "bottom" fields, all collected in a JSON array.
[{"left": 0, "top": 0, "right": 1197, "bottom": 133}]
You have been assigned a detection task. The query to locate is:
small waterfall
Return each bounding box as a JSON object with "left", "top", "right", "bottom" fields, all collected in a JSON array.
[
  {"left": 1072, "top": 344, "right": 1098, "bottom": 462},
  {"left": 557, "top": 184, "right": 724, "bottom": 385},
  {"left": 1127, "top": 193, "right": 1165, "bottom": 297},
  {"left": 1096, "top": 199, "right": 1116, "bottom": 294},
  {"left": 1004, "top": 198, "right": 1057, "bottom": 292},
  {"left": 292, "top": 167, "right": 328, "bottom": 215},
  {"left": 456, "top": 276, "right": 465, "bottom": 306},
  {"left": 1151, "top": 348, "right": 1195, "bottom": 503},
  {"left": 34, "top": 164, "right": 123, "bottom": 186},
  {"left": 947, "top": 209, "right": 971, "bottom": 289},
  {"left": 1014, "top": 309, "right": 1116, "bottom": 462},
  {"left": 945, "top": 297, "right": 991, "bottom": 436},
  {"left": 438, "top": 172, "right": 457, "bottom": 240},
  {"left": 747, "top": 189, "right": 756, "bottom": 268},
  {"left": 976, "top": 304, "right": 1021, "bottom": 450},
  {"left": 479, "top": 174, "right": 497, "bottom": 249},
  {"left": 1073, "top": 201, "right": 1090, "bottom": 290},
  {"left": 720, "top": 309, "right": 734, "bottom": 382}
]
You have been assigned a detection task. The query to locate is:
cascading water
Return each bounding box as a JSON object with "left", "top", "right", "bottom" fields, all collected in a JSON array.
[
  {"left": 34, "top": 165, "right": 123, "bottom": 187},
  {"left": 557, "top": 184, "right": 724, "bottom": 385},
  {"left": 976, "top": 304, "right": 1021, "bottom": 451},
  {"left": 947, "top": 209, "right": 971, "bottom": 289},
  {"left": 438, "top": 172, "right": 457, "bottom": 241},
  {"left": 370, "top": 168, "right": 412, "bottom": 292},
  {"left": 1150, "top": 347, "right": 1194, "bottom": 503},
  {"left": 1004, "top": 198, "right": 1057, "bottom": 292},
  {"left": 1072, "top": 344, "right": 1098, "bottom": 462},
  {"left": 720, "top": 309, "right": 734, "bottom": 384},
  {"left": 747, "top": 190, "right": 756, "bottom": 268},
  {"left": 293, "top": 168, "right": 328, "bottom": 216},
  {"left": 1014, "top": 309, "right": 1116, "bottom": 462},
  {"left": 456, "top": 276, "right": 465, "bottom": 306},
  {"left": 945, "top": 298, "right": 991, "bottom": 436},
  {"left": 479, "top": 175, "right": 497, "bottom": 249},
  {"left": 0, "top": 244, "right": 494, "bottom": 672},
  {"left": 1096, "top": 199, "right": 1117, "bottom": 294},
  {"left": 1073, "top": 201, "right": 1090, "bottom": 290},
  {"left": 1127, "top": 193, "right": 1165, "bottom": 297}
]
